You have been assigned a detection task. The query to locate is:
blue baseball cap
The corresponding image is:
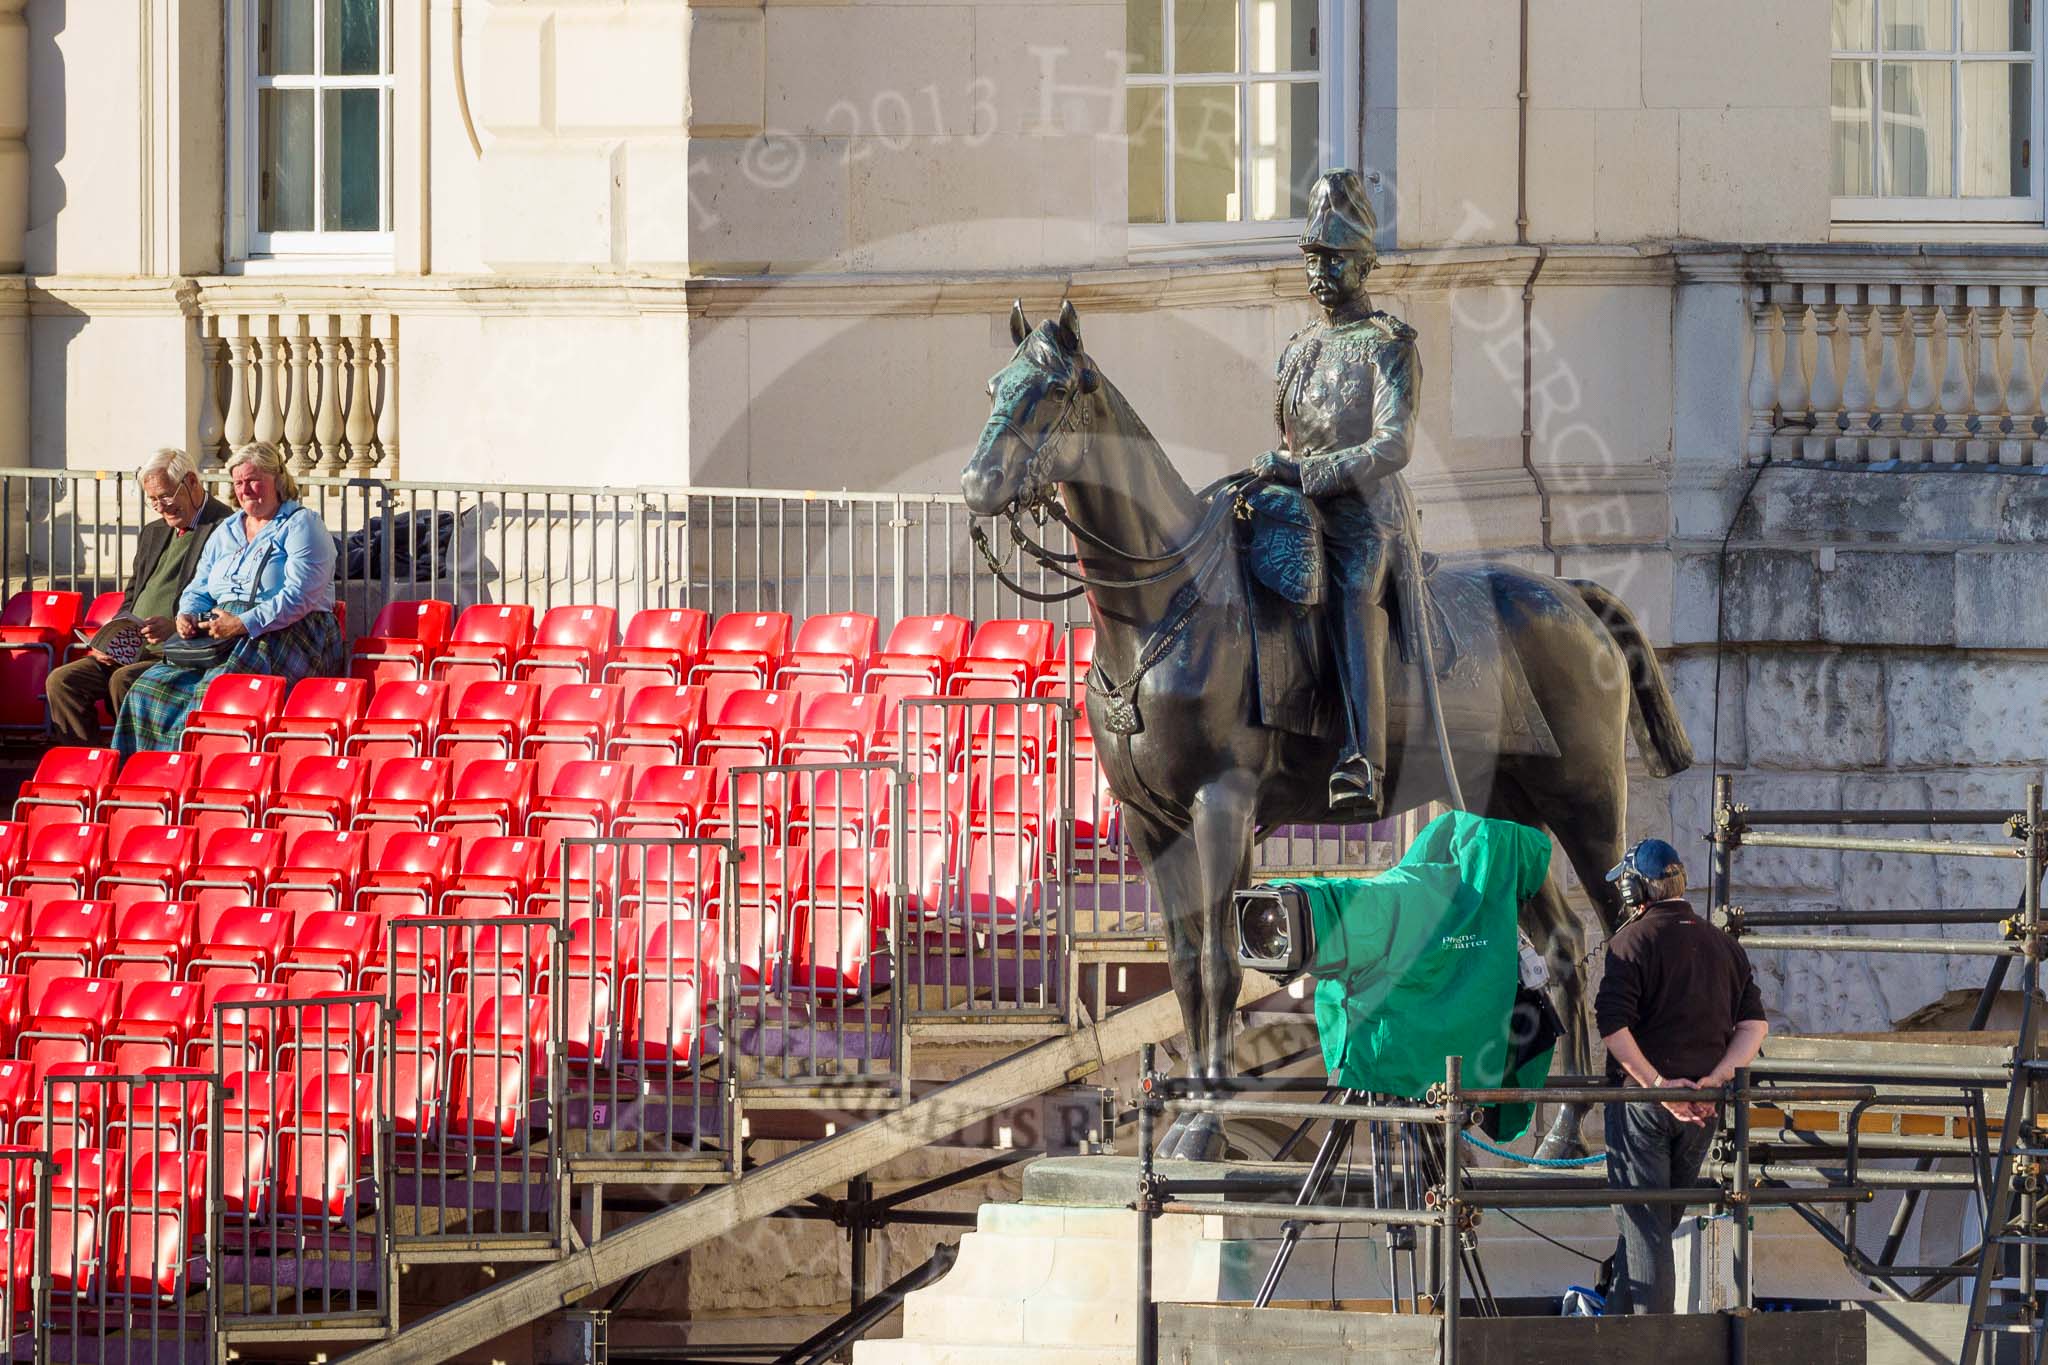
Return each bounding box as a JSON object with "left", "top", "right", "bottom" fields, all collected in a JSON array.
[{"left": 1607, "top": 837, "right": 1683, "bottom": 883}]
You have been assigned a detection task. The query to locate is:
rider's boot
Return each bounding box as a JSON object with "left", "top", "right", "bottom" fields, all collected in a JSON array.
[{"left": 1328, "top": 594, "right": 1390, "bottom": 819}]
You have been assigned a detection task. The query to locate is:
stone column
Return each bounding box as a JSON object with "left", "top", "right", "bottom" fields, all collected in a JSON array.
[
  {"left": 0, "top": 0, "right": 27, "bottom": 475},
  {"left": 0, "top": 0, "right": 25, "bottom": 273}
]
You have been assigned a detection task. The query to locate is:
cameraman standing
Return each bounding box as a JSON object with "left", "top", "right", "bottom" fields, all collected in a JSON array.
[{"left": 1593, "top": 838, "right": 1769, "bottom": 1314}]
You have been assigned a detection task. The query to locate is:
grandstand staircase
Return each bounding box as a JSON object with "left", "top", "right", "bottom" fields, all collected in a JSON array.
[{"left": 343, "top": 976, "right": 1271, "bottom": 1363}]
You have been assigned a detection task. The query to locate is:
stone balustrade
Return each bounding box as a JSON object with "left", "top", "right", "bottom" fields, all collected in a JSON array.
[
  {"left": 1745, "top": 273, "right": 2048, "bottom": 468},
  {"left": 198, "top": 312, "right": 399, "bottom": 477}
]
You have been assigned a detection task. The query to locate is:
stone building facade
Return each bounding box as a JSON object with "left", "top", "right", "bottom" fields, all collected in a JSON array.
[{"left": 0, "top": 1, "right": 2042, "bottom": 1033}]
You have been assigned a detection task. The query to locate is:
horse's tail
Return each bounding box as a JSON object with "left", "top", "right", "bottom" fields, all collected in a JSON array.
[{"left": 1569, "top": 579, "right": 1695, "bottom": 779}]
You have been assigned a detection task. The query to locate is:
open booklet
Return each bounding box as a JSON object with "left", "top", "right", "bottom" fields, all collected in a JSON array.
[{"left": 75, "top": 612, "right": 153, "bottom": 666}]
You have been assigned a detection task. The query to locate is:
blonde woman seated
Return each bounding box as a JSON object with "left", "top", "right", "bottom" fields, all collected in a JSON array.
[{"left": 114, "top": 442, "right": 344, "bottom": 755}]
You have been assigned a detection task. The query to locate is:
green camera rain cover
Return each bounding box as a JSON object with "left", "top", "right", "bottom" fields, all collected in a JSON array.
[{"left": 1285, "top": 810, "right": 1555, "bottom": 1138}]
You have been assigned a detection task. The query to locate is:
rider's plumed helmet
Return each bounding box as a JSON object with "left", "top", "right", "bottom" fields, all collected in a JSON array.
[{"left": 1299, "top": 169, "right": 1379, "bottom": 268}]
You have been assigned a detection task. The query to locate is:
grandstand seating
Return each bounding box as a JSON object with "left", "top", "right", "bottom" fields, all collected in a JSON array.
[
  {"left": 0, "top": 596, "right": 1116, "bottom": 1338},
  {"left": 0, "top": 590, "right": 85, "bottom": 730}
]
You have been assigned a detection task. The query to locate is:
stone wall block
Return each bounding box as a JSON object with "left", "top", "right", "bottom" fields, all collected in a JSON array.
[
  {"left": 479, "top": 144, "right": 615, "bottom": 265},
  {"left": 1669, "top": 772, "right": 1842, "bottom": 894},
  {"left": 1744, "top": 652, "right": 1885, "bottom": 770},
  {"left": 1887, "top": 659, "right": 2048, "bottom": 768},
  {"left": 685, "top": 135, "right": 848, "bottom": 270},
  {"left": 554, "top": 7, "right": 688, "bottom": 131},
  {"left": 1955, "top": 550, "right": 2048, "bottom": 649},
  {"left": 686, "top": 9, "right": 766, "bottom": 135},
  {"left": 1820, "top": 552, "right": 1954, "bottom": 647},
  {"left": 1671, "top": 550, "right": 1817, "bottom": 646},
  {"left": 1750, "top": 470, "right": 2003, "bottom": 546},
  {"left": 1676, "top": 108, "right": 1831, "bottom": 243},
  {"left": 1926, "top": 771, "right": 2044, "bottom": 916},
  {"left": 1669, "top": 653, "right": 1746, "bottom": 769},
  {"left": 1839, "top": 775, "right": 1938, "bottom": 923},
  {"left": 1742, "top": 930, "right": 1899, "bottom": 1034},
  {"left": 479, "top": 11, "right": 548, "bottom": 132}
]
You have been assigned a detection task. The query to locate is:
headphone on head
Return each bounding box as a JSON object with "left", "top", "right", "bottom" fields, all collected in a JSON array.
[{"left": 1605, "top": 838, "right": 1683, "bottom": 918}]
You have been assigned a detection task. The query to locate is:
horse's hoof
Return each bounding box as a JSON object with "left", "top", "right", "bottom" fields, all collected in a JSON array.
[{"left": 1533, "top": 1133, "right": 1590, "bottom": 1163}]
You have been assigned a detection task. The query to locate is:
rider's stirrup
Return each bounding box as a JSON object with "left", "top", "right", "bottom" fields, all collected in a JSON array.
[{"left": 1327, "top": 755, "right": 1384, "bottom": 819}]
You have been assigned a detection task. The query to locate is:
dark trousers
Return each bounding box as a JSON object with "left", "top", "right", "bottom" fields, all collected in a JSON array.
[
  {"left": 45, "top": 656, "right": 156, "bottom": 746},
  {"left": 1605, "top": 1099, "right": 1715, "bottom": 1314}
]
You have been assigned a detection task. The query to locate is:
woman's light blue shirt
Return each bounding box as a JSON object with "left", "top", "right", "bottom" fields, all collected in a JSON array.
[{"left": 179, "top": 499, "right": 336, "bottom": 636}]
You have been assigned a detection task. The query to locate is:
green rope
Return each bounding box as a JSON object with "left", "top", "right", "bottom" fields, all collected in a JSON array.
[{"left": 1460, "top": 1129, "right": 1607, "bottom": 1169}]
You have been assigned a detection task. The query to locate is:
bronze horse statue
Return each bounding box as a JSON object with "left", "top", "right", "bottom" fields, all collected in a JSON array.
[{"left": 963, "top": 302, "right": 1694, "bottom": 1160}]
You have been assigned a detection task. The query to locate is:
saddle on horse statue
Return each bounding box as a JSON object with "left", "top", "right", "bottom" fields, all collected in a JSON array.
[{"left": 1233, "top": 478, "right": 1558, "bottom": 761}]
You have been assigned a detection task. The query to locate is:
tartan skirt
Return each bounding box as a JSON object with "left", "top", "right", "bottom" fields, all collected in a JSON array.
[{"left": 113, "top": 610, "right": 346, "bottom": 757}]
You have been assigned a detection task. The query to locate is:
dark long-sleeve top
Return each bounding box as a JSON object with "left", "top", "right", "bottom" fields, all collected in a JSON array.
[{"left": 1594, "top": 898, "right": 1766, "bottom": 1085}]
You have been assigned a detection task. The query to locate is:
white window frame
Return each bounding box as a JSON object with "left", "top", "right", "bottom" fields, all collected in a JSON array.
[
  {"left": 1832, "top": 3, "right": 2045, "bottom": 224},
  {"left": 225, "top": 0, "right": 397, "bottom": 269},
  {"left": 1126, "top": 0, "right": 1360, "bottom": 253}
]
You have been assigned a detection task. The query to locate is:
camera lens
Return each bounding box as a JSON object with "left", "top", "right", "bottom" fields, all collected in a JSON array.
[{"left": 1242, "top": 899, "right": 1288, "bottom": 963}]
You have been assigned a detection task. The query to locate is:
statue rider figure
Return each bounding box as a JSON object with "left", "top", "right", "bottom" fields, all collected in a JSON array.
[{"left": 1253, "top": 169, "right": 1419, "bottom": 820}]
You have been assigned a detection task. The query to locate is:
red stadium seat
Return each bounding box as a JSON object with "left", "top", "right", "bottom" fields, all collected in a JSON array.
[
  {"left": 95, "top": 824, "right": 198, "bottom": 915},
  {"left": 1033, "top": 627, "right": 1096, "bottom": 697},
  {"left": 440, "top": 836, "right": 544, "bottom": 918},
  {"left": 104, "top": 981, "right": 205, "bottom": 1071},
  {"left": 262, "top": 676, "right": 371, "bottom": 774},
  {"left": 866, "top": 675, "right": 949, "bottom": 766},
  {"left": 178, "top": 752, "right": 278, "bottom": 844},
  {"left": 356, "top": 831, "right": 460, "bottom": 919},
  {"left": 266, "top": 830, "right": 370, "bottom": 921},
  {"left": 951, "top": 618, "right": 1057, "bottom": 696},
  {"left": 619, "top": 842, "right": 723, "bottom": 920},
  {"left": 429, "top": 604, "right": 536, "bottom": 688},
  {"left": 263, "top": 754, "right": 373, "bottom": 837},
  {"left": 791, "top": 849, "right": 890, "bottom": 995},
  {"left": 612, "top": 765, "right": 723, "bottom": 838},
  {"left": 10, "top": 823, "right": 108, "bottom": 911},
  {"left": 782, "top": 691, "right": 884, "bottom": 764},
  {"left": 522, "top": 684, "right": 625, "bottom": 790},
  {"left": 21, "top": 975, "right": 120, "bottom": 1073},
  {"left": 690, "top": 611, "right": 793, "bottom": 686},
  {"left": 101, "top": 900, "right": 197, "bottom": 984},
  {"left": 342, "top": 680, "right": 449, "bottom": 760},
  {"left": 12, "top": 747, "right": 121, "bottom": 833},
  {"left": 277, "top": 911, "right": 385, "bottom": 994},
  {"left": 526, "top": 761, "right": 633, "bottom": 852},
  {"left": 695, "top": 688, "right": 800, "bottom": 764},
  {"left": 604, "top": 685, "right": 707, "bottom": 766},
  {"left": 605, "top": 607, "right": 710, "bottom": 694},
  {"left": 0, "top": 900, "right": 23, "bottom": 973},
  {"left": 788, "top": 768, "right": 892, "bottom": 846},
  {"left": 180, "top": 673, "right": 289, "bottom": 757},
  {"left": 776, "top": 612, "right": 880, "bottom": 690},
  {"left": 433, "top": 680, "right": 539, "bottom": 766},
  {"left": 350, "top": 599, "right": 456, "bottom": 687},
  {"left": 515, "top": 604, "right": 619, "bottom": 684},
  {"left": 866, "top": 614, "right": 971, "bottom": 689},
  {"left": 349, "top": 757, "right": 453, "bottom": 865},
  {"left": 181, "top": 826, "right": 286, "bottom": 924},
  {"left": 94, "top": 751, "right": 201, "bottom": 849},
  {"left": 0, "top": 590, "right": 85, "bottom": 730},
  {"left": 957, "top": 834, "right": 1046, "bottom": 923},
  {"left": 699, "top": 763, "right": 792, "bottom": 844},
  {"left": 0, "top": 825, "right": 23, "bottom": 886},
  {"left": 190, "top": 906, "right": 293, "bottom": 988},
  {"left": 432, "top": 759, "right": 540, "bottom": 841},
  {"left": 18, "top": 899, "right": 113, "bottom": 982}
]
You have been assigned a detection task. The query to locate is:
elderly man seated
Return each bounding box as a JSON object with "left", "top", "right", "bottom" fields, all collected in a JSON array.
[{"left": 44, "top": 448, "right": 231, "bottom": 746}]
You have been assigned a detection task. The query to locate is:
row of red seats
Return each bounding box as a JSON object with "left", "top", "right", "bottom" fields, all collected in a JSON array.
[{"left": 350, "top": 601, "right": 1094, "bottom": 699}]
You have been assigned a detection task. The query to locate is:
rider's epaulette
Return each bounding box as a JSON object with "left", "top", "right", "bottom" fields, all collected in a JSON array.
[{"left": 1365, "top": 310, "right": 1419, "bottom": 345}]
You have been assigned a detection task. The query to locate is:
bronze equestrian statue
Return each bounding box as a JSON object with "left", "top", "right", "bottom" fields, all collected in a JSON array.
[
  {"left": 962, "top": 176, "right": 1692, "bottom": 1163},
  {"left": 1252, "top": 170, "right": 1428, "bottom": 820}
]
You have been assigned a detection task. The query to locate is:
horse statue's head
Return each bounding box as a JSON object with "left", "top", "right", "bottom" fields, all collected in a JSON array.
[{"left": 963, "top": 300, "right": 1101, "bottom": 517}]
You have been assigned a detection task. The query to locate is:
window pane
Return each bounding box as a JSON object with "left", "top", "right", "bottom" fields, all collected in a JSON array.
[
  {"left": 1174, "top": 0, "right": 1239, "bottom": 74},
  {"left": 1248, "top": 81, "right": 1317, "bottom": 219},
  {"left": 1127, "top": 0, "right": 1162, "bottom": 75},
  {"left": 323, "top": 89, "right": 383, "bottom": 231},
  {"left": 1880, "top": 60, "right": 1953, "bottom": 194},
  {"left": 1834, "top": 0, "right": 1875, "bottom": 49},
  {"left": 1962, "top": 0, "right": 2030, "bottom": 50},
  {"left": 1128, "top": 87, "right": 1167, "bottom": 223},
  {"left": 325, "top": 0, "right": 383, "bottom": 75},
  {"left": 1174, "top": 84, "right": 1240, "bottom": 221},
  {"left": 1882, "top": 0, "right": 1953, "bottom": 50},
  {"left": 258, "top": 89, "right": 315, "bottom": 232},
  {"left": 259, "top": 0, "right": 315, "bottom": 75},
  {"left": 1960, "top": 60, "right": 2030, "bottom": 193},
  {"left": 1249, "top": 0, "right": 1314, "bottom": 73},
  {"left": 1833, "top": 60, "right": 1877, "bottom": 193}
]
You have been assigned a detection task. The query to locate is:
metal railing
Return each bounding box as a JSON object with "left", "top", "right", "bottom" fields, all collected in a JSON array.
[
  {"left": 0, "top": 468, "right": 1093, "bottom": 641},
  {"left": 552, "top": 837, "right": 736, "bottom": 1177}
]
